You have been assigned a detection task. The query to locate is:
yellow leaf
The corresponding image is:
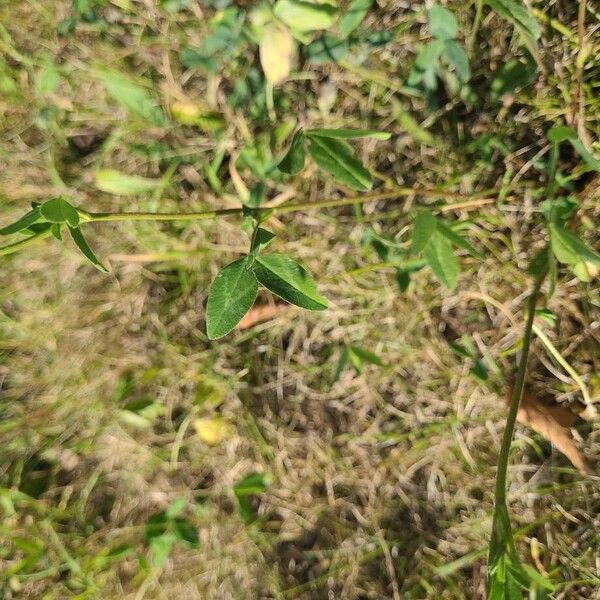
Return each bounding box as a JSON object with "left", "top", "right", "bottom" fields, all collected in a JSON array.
[
  {"left": 193, "top": 417, "right": 233, "bottom": 445},
  {"left": 259, "top": 23, "right": 294, "bottom": 85}
]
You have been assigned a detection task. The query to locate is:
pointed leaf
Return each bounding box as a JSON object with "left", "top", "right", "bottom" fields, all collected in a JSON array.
[
  {"left": 278, "top": 130, "right": 306, "bottom": 175},
  {"left": 0, "top": 208, "right": 41, "bottom": 236},
  {"left": 349, "top": 345, "right": 383, "bottom": 366},
  {"left": 412, "top": 209, "right": 437, "bottom": 254},
  {"left": 339, "top": 0, "right": 374, "bottom": 38},
  {"left": 252, "top": 253, "right": 328, "bottom": 310},
  {"left": 435, "top": 220, "right": 483, "bottom": 258},
  {"left": 333, "top": 346, "right": 350, "bottom": 383},
  {"left": 206, "top": 258, "right": 259, "bottom": 340},
  {"left": 547, "top": 125, "right": 600, "bottom": 171},
  {"left": 307, "top": 128, "right": 390, "bottom": 140},
  {"left": 485, "top": 0, "right": 541, "bottom": 47},
  {"left": 307, "top": 135, "right": 372, "bottom": 191},
  {"left": 251, "top": 228, "right": 276, "bottom": 254},
  {"left": 40, "top": 197, "right": 80, "bottom": 227},
  {"left": 69, "top": 226, "right": 108, "bottom": 272},
  {"left": 424, "top": 231, "right": 459, "bottom": 289}
]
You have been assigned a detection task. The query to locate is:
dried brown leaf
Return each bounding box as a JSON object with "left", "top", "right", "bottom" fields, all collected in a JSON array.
[{"left": 508, "top": 388, "right": 594, "bottom": 476}]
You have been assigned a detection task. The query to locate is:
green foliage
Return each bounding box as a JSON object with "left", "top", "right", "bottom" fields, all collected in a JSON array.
[
  {"left": 306, "top": 134, "right": 373, "bottom": 191},
  {"left": 39, "top": 197, "right": 80, "bottom": 227},
  {"left": 252, "top": 253, "right": 328, "bottom": 310},
  {"left": 144, "top": 499, "right": 199, "bottom": 567},
  {"left": 485, "top": 0, "right": 541, "bottom": 48},
  {"left": 234, "top": 472, "right": 269, "bottom": 524},
  {"left": 407, "top": 5, "right": 470, "bottom": 92},
  {"left": 278, "top": 130, "right": 306, "bottom": 174},
  {"left": 333, "top": 344, "right": 383, "bottom": 382},
  {"left": 0, "top": 208, "right": 41, "bottom": 236},
  {"left": 95, "top": 170, "right": 162, "bottom": 195},
  {"left": 547, "top": 125, "right": 600, "bottom": 171},
  {"left": 338, "top": 0, "right": 373, "bottom": 39},
  {"left": 98, "top": 69, "right": 165, "bottom": 126},
  {"left": 69, "top": 227, "right": 108, "bottom": 272},
  {"left": 206, "top": 258, "right": 259, "bottom": 340},
  {"left": 273, "top": 0, "right": 337, "bottom": 33}
]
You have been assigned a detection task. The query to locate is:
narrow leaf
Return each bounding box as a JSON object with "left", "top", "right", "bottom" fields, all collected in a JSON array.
[
  {"left": 444, "top": 40, "right": 470, "bottom": 82},
  {"left": 485, "top": 0, "right": 541, "bottom": 47},
  {"left": 206, "top": 258, "right": 259, "bottom": 340},
  {"left": 424, "top": 231, "right": 459, "bottom": 289},
  {"left": 547, "top": 125, "right": 600, "bottom": 171},
  {"left": 307, "top": 128, "right": 390, "bottom": 140},
  {"left": 0, "top": 208, "right": 41, "bottom": 236},
  {"left": 69, "top": 226, "right": 108, "bottom": 272},
  {"left": 251, "top": 228, "right": 276, "bottom": 254},
  {"left": 278, "top": 130, "right": 306, "bottom": 175},
  {"left": 307, "top": 135, "right": 372, "bottom": 191},
  {"left": 252, "top": 253, "right": 328, "bottom": 310},
  {"left": 40, "top": 197, "right": 80, "bottom": 227},
  {"left": 436, "top": 220, "right": 483, "bottom": 258}
]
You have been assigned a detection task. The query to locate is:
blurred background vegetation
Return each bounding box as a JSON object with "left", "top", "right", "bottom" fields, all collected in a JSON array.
[{"left": 1, "top": 0, "right": 599, "bottom": 598}]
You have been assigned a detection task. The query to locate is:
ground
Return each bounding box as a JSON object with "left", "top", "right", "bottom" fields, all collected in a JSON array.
[{"left": 1, "top": 1, "right": 599, "bottom": 598}]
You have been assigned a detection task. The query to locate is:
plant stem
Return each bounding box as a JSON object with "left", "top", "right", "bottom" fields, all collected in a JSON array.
[
  {"left": 0, "top": 229, "right": 53, "bottom": 257},
  {"left": 490, "top": 271, "right": 545, "bottom": 546}
]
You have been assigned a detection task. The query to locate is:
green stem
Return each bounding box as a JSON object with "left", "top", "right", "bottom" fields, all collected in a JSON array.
[
  {"left": 490, "top": 271, "right": 545, "bottom": 549},
  {"left": 0, "top": 229, "right": 53, "bottom": 257}
]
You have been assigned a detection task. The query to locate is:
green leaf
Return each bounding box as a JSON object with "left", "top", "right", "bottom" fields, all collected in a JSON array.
[
  {"left": 444, "top": 40, "right": 470, "bottom": 81},
  {"left": 412, "top": 209, "right": 437, "bottom": 254},
  {"left": 307, "top": 128, "right": 390, "bottom": 140},
  {"left": 490, "top": 57, "right": 536, "bottom": 100},
  {"left": 40, "top": 197, "right": 80, "bottom": 227},
  {"left": 251, "top": 228, "right": 276, "bottom": 254},
  {"left": 550, "top": 222, "right": 600, "bottom": 281},
  {"left": 485, "top": 0, "right": 541, "bottom": 47},
  {"left": 435, "top": 220, "right": 483, "bottom": 258},
  {"left": 98, "top": 69, "right": 165, "bottom": 127},
  {"left": 234, "top": 472, "right": 269, "bottom": 524},
  {"left": 527, "top": 244, "right": 551, "bottom": 277},
  {"left": 149, "top": 534, "right": 175, "bottom": 567},
  {"left": 339, "top": 0, "right": 373, "bottom": 38},
  {"left": 428, "top": 4, "right": 458, "bottom": 40},
  {"left": 172, "top": 518, "right": 199, "bottom": 546},
  {"left": 206, "top": 258, "right": 259, "bottom": 340},
  {"left": 415, "top": 39, "right": 445, "bottom": 71},
  {"left": 278, "top": 130, "right": 306, "bottom": 175},
  {"left": 424, "top": 231, "right": 459, "bottom": 289},
  {"left": 349, "top": 345, "right": 383, "bottom": 367},
  {"left": 0, "top": 208, "right": 41, "bottom": 236},
  {"left": 307, "top": 135, "right": 373, "bottom": 191},
  {"left": 305, "top": 33, "right": 349, "bottom": 64},
  {"left": 333, "top": 346, "right": 350, "bottom": 383},
  {"left": 252, "top": 253, "right": 328, "bottom": 310},
  {"left": 69, "top": 227, "right": 108, "bottom": 272},
  {"left": 95, "top": 169, "right": 162, "bottom": 195},
  {"left": 273, "top": 0, "right": 337, "bottom": 33},
  {"left": 547, "top": 125, "right": 600, "bottom": 171}
]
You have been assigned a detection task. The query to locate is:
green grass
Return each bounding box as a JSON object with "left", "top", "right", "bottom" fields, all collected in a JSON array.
[{"left": 1, "top": 0, "right": 600, "bottom": 598}]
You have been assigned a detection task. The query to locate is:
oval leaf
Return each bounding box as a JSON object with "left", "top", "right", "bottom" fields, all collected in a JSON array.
[
  {"left": 424, "top": 230, "right": 459, "bottom": 289},
  {"left": 307, "top": 135, "right": 372, "bottom": 191},
  {"left": 259, "top": 23, "right": 294, "bottom": 85},
  {"left": 412, "top": 209, "right": 437, "bottom": 254},
  {"left": 40, "top": 197, "right": 80, "bottom": 227},
  {"left": 206, "top": 258, "right": 259, "bottom": 340},
  {"left": 273, "top": 0, "right": 337, "bottom": 32},
  {"left": 252, "top": 253, "right": 328, "bottom": 310},
  {"left": 95, "top": 169, "right": 161, "bottom": 195},
  {"left": 428, "top": 4, "right": 458, "bottom": 40}
]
